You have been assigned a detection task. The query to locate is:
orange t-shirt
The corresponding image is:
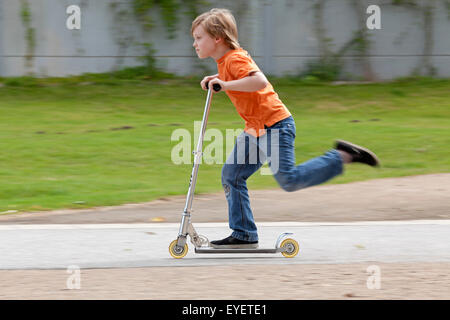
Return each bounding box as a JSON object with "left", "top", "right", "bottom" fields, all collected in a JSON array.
[{"left": 216, "top": 48, "right": 291, "bottom": 137}]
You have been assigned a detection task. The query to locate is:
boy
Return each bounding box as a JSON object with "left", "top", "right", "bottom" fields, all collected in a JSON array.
[{"left": 191, "top": 8, "right": 379, "bottom": 249}]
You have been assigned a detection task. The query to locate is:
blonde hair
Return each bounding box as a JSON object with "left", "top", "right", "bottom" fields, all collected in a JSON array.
[{"left": 191, "top": 8, "right": 240, "bottom": 50}]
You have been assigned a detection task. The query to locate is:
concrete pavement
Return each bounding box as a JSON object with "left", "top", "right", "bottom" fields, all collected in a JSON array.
[{"left": 1, "top": 220, "right": 449, "bottom": 270}]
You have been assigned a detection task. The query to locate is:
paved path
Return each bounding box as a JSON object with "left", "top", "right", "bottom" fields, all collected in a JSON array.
[{"left": 1, "top": 220, "right": 449, "bottom": 270}]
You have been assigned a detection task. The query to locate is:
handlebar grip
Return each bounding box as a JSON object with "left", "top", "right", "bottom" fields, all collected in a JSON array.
[{"left": 205, "top": 82, "right": 222, "bottom": 92}]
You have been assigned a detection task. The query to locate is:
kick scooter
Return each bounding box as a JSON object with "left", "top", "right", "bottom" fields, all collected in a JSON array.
[{"left": 169, "top": 83, "right": 300, "bottom": 259}]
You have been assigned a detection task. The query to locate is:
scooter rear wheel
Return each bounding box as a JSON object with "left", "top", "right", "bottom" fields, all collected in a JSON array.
[
  {"left": 280, "top": 238, "right": 299, "bottom": 258},
  {"left": 169, "top": 239, "right": 188, "bottom": 259}
]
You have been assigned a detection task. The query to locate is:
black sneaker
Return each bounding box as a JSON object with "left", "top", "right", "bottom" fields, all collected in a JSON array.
[
  {"left": 335, "top": 139, "right": 380, "bottom": 167},
  {"left": 210, "top": 235, "right": 258, "bottom": 249}
]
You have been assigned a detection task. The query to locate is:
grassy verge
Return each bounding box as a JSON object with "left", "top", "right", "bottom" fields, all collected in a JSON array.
[{"left": 0, "top": 75, "right": 449, "bottom": 213}]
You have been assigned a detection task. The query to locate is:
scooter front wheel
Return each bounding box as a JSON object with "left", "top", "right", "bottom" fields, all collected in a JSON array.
[
  {"left": 169, "top": 239, "right": 188, "bottom": 259},
  {"left": 280, "top": 238, "right": 299, "bottom": 258}
]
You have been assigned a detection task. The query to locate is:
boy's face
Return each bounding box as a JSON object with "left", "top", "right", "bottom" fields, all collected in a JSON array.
[{"left": 192, "top": 25, "right": 218, "bottom": 59}]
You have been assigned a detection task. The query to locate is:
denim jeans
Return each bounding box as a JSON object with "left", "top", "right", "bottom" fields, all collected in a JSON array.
[{"left": 221, "top": 115, "right": 343, "bottom": 242}]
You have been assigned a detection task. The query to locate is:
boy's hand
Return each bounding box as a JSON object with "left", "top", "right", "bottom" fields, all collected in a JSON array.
[
  {"left": 206, "top": 78, "right": 226, "bottom": 92},
  {"left": 200, "top": 74, "right": 219, "bottom": 90}
]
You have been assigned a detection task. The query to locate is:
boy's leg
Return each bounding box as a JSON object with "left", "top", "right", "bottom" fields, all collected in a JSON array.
[
  {"left": 265, "top": 116, "right": 344, "bottom": 191},
  {"left": 219, "top": 132, "right": 266, "bottom": 243}
]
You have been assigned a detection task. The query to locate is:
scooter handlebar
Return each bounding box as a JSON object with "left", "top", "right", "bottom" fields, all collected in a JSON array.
[{"left": 205, "top": 82, "right": 222, "bottom": 92}]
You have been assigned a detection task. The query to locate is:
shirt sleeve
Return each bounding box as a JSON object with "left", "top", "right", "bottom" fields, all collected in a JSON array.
[{"left": 226, "top": 53, "right": 260, "bottom": 80}]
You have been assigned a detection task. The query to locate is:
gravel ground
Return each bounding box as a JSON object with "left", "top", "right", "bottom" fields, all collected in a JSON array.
[
  {"left": 1, "top": 174, "right": 449, "bottom": 225},
  {"left": 1, "top": 174, "right": 449, "bottom": 300},
  {"left": 1, "top": 263, "right": 449, "bottom": 300}
]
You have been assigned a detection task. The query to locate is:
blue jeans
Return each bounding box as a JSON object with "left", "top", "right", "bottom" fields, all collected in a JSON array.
[{"left": 221, "top": 116, "right": 343, "bottom": 242}]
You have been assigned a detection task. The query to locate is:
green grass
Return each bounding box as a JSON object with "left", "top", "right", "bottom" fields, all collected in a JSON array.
[{"left": 0, "top": 76, "right": 449, "bottom": 214}]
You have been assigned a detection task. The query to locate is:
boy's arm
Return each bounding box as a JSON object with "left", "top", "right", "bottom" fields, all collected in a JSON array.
[{"left": 209, "top": 71, "right": 268, "bottom": 92}]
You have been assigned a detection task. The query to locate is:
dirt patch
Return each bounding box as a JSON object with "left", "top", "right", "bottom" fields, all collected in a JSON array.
[
  {"left": 1, "top": 174, "right": 449, "bottom": 224},
  {"left": 1, "top": 263, "right": 449, "bottom": 300}
]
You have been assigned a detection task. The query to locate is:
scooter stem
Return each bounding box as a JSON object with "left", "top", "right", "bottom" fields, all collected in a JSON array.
[{"left": 178, "top": 86, "right": 216, "bottom": 237}]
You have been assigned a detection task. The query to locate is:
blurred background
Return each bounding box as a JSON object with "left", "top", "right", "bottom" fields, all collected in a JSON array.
[
  {"left": 0, "top": 0, "right": 449, "bottom": 214},
  {"left": 1, "top": 0, "right": 450, "bottom": 79}
]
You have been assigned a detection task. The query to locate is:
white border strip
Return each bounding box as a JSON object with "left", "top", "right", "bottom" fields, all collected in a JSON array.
[{"left": 0, "top": 220, "right": 449, "bottom": 230}]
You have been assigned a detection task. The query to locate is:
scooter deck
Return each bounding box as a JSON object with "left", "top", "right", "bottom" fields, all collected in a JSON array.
[{"left": 195, "top": 247, "right": 284, "bottom": 254}]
